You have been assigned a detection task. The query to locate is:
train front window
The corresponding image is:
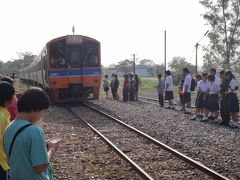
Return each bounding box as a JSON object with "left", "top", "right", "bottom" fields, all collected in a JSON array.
[
  {"left": 83, "top": 44, "right": 99, "bottom": 67},
  {"left": 67, "top": 46, "right": 82, "bottom": 68},
  {"left": 50, "top": 41, "right": 66, "bottom": 68}
]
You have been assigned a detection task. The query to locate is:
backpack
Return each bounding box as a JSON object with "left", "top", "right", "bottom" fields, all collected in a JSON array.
[{"left": 190, "top": 77, "right": 196, "bottom": 91}]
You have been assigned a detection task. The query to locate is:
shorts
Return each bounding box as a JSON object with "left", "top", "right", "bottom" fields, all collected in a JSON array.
[
  {"left": 207, "top": 94, "right": 219, "bottom": 112},
  {"left": 227, "top": 94, "right": 239, "bottom": 113},
  {"left": 196, "top": 93, "right": 208, "bottom": 109},
  {"left": 165, "top": 91, "right": 174, "bottom": 100},
  {"left": 183, "top": 92, "right": 191, "bottom": 103},
  {"left": 104, "top": 87, "right": 109, "bottom": 92}
]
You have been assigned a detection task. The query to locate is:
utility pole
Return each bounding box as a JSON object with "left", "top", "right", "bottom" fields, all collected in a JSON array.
[
  {"left": 72, "top": 26, "right": 75, "bottom": 35},
  {"left": 132, "top": 54, "right": 136, "bottom": 75},
  {"left": 164, "top": 30, "right": 167, "bottom": 80},
  {"left": 195, "top": 43, "right": 199, "bottom": 75},
  {"left": 195, "top": 30, "right": 209, "bottom": 75}
]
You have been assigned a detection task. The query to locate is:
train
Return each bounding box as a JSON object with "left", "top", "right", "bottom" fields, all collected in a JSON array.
[{"left": 19, "top": 35, "right": 101, "bottom": 102}]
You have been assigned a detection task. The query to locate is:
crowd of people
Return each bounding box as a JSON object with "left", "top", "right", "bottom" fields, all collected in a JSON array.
[
  {"left": 103, "top": 73, "right": 139, "bottom": 102},
  {"left": 103, "top": 68, "right": 239, "bottom": 128},
  {"left": 158, "top": 68, "right": 239, "bottom": 128},
  {"left": 0, "top": 74, "right": 61, "bottom": 180}
]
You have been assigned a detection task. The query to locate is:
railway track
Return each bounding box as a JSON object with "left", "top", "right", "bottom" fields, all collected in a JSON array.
[
  {"left": 66, "top": 103, "right": 228, "bottom": 180},
  {"left": 138, "top": 96, "right": 240, "bottom": 117}
]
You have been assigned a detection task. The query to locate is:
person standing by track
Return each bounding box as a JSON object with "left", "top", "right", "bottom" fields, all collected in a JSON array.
[
  {"left": 128, "top": 74, "right": 135, "bottom": 101},
  {"left": 182, "top": 68, "right": 192, "bottom": 114},
  {"left": 209, "top": 68, "right": 221, "bottom": 120},
  {"left": 225, "top": 71, "right": 239, "bottom": 128},
  {"left": 113, "top": 74, "right": 120, "bottom": 100},
  {"left": 190, "top": 74, "right": 208, "bottom": 120},
  {"left": 123, "top": 74, "right": 129, "bottom": 102},
  {"left": 164, "top": 70, "right": 174, "bottom": 109},
  {"left": 103, "top": 75, "right": 110, "bottom": 98},
  {"left": 206, "top": 75, "right": 220, "bottom": 123},
  {"left": 157, "top": 74, "right": 164, "bottom": 107},
  {"left": 133, "top": 74, "right": 139, "bottom": 101},
  {"left": 110, "top": 73, "right": 116, "bottom": 99},
  {"left": 219, "top": 70, "right": 230, "bottom": 126}
]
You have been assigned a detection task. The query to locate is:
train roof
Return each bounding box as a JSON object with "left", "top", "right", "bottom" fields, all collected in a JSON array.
[{"left": 47, "top": 34, "right": 100, "bottom": 45}]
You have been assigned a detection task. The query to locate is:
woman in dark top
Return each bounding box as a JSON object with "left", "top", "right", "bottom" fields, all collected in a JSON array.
[{"left": 134, "top": 74, "right": 139, "bottom": 101}]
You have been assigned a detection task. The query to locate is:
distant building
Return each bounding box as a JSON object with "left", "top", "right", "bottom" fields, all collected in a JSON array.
[{"left": 104, "top": 65, "right": 157, "bottom": 77}]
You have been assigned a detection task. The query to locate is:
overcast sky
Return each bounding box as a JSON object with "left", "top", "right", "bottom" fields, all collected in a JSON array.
[{"left": 0, "top": 0, "right": 209, "bottom": 66}]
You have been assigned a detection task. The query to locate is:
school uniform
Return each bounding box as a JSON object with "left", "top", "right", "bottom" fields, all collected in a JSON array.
[
  {"left": 227, "top": 79, "right": 239, "bottom": 113},
  {"left": 165, "top": 75, "right": 174, "bottom": 100},
  {"left": 183, "top": 74, "right": 192, "bottom": 103},
  {"left": 195, "top": 80, "right": 209, "bottom": 108},
  {"left": 207, "top": 80, "right": 219, "bottom": 112},
  {"left": 220, "top": 79, "right": 230, "bottom": 125}
]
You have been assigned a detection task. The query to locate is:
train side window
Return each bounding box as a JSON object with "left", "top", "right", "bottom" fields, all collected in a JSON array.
[{"left": 44, "top": 55, "right": 47, "bottom": 69}]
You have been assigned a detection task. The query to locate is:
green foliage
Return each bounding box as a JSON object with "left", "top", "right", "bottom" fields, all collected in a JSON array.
[
  {"left": 0, "top": 52, "right": 36, "bottom": 77},
  {"left": 156, "top": 64, "right": 165, "bottom": 75},
  {"left": 200, "top": 0, "right": 240, "bottom": 70},
  {"left": 115, "top": 59, "right": 133, "bottom": 74},
  {"left": 168, "top": 56, "right": 195, "bottom": 85},
  {"left": 139, "top": 78, "right": 158, "bottom": 90},
  {"left": 139, "top": 59, "right": 155, "bottom": 66}
]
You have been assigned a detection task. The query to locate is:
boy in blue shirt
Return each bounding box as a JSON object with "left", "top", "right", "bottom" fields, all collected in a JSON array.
[{"left": 3, "top": 88, "right": 61, "bottom": 180}]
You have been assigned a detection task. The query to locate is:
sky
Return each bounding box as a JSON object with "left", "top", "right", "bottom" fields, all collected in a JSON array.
[{"left": 0, "top": 0, "right": 209, "bottom": 67}]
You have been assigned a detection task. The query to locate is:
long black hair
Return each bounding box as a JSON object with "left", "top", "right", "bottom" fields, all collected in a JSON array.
[{"left": 225, "top": 70, "right": 236, "bottom": 80}]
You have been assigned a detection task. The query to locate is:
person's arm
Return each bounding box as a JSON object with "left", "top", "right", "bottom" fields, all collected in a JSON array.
[
  {"left": 34, "top": 164, "right": 49, "bottom": 174},
  {"left": 31, "top": 127, "right": 50, "bottom": 174}
]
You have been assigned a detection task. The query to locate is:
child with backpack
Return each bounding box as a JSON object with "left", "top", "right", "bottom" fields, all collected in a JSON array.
[{"left": 3, "top": 88, "right": 61, "bottom": 179}]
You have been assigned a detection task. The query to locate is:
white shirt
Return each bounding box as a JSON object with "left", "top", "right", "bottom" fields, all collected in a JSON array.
[
  {"left": 229, "top": 79, "right": 238, "bottom": 94},
  {"left": 103, "top": 78, "right": 109, "bottom": 88},
  {"left": 183, "top": 74, "right": 192, "bottom": 92},
  {"left": 215, "top": 75, "right": 221, "bottom": 87},
  {"left": 197, "top": 80, "right": 209, "bottom": 92},
  {"left": 209, "top": 80, "right": 220, "bottom": 94},
  {"left": 165, "top": 75, "right": 173, "bottom": 91}
]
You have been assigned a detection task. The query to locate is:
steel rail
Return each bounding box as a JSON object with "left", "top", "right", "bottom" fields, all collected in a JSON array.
[
  {"left": 67, "top": 107, "right": 154, "bottom": 180},
  {"left": 138, "top": 96, "right": 240, "bottom": 117},
  {"left": 83, "top": 103, "right": 229, "bottom": 180},
  {"left": 138, "top": 96, "right": 196, "bottom": 108}
]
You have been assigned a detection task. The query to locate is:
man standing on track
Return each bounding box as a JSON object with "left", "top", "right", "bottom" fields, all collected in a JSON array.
[{"left": 182, "top": 68, "right": 192, "bottom": 114}]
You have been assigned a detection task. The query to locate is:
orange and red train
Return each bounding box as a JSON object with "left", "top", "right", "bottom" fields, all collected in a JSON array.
[{"left": 19, "top": 35, "right": 101, "bottom": 102}]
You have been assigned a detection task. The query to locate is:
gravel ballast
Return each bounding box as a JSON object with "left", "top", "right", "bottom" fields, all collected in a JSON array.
[
  {"left": 39, "top": 106, "right": 140, "bottom": 180},
  {"left": 90, "top": 96, "right": 240, "bottom": 180}
]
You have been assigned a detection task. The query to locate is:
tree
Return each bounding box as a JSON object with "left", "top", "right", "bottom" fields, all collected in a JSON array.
[
  {"left": 200, "top": 0, "right": 240, "bottom": 70},
  {"left": 168, "top": 56, "right": 195, "bottom": 74},
  {"left": 0, "top": 52, "right": 36, "bottom": 76},
  {"left": 156, "top": 64, "right": 165, "bottom": 75},
  {"left": 168, "top": 57, "right": 195, "bottom": 85},
  {"left": 115, "top": 59, "right": 133, "bottom": 74},
  {"left": 139, "top": 59, "right": 155, "bottom": 66}
]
